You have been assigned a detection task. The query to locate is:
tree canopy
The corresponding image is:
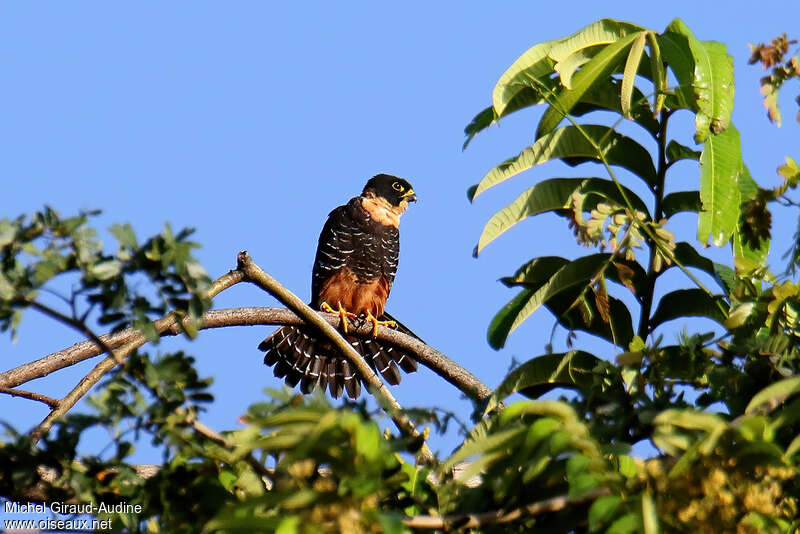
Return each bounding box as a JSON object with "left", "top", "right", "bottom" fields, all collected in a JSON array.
[{"left": 2, "top": 17, "right": 800, "bottom": 534}]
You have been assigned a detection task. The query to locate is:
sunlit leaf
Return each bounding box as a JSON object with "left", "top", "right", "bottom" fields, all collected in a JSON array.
[
  {"left": 484, "top": 351, "right": 612, "bottom": 413},
  {"left": 698, "top": 124, "right": 742, "bottom": 246},
  {"left": 476, "top": 177, "right": 650, "bottom": 253},
  {"left": 537, "top": 31, "right": 643, "bottom": 138},
  {"left": 548, "top": 19, "right": 644, "bottom": 63},
  {"left": 492, "top": 40, "right": 560, "bottom": 117},
  {"left": 589, "top": 495, "right": 623, "bottom": 531},
  {"left": 745, "top": 376, "right": 800, "bottom": 414},
  {"left": 555, "top": 46, "right": 602, "bottom": 89},
  {"left": 89, "top": 260, "right": 123, "bottom": 281},
  {"left": 621, "top": 31, "right": 648, "bottom": 119},
  {"left": 661, "top": 19, "right": 734, "bottom": 142},
  {"left": 473, "top": 125, "right": 657, "bottom": 199},
  {"left": 653, "top": 408, "right": 726, "bottom": 432},
  {"left": 641, "top": 491, "right": 659, "bottom": 534},
  {"left": 646, "top": 31, "right": 667, "bottom": 115}
]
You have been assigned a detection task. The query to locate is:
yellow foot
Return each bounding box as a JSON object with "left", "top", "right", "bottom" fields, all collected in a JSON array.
[
  {"left": 321, "top": 301, "right": 357, "bottom": 334},
  {"left": 365, "top": 311, "right": 396, "bottom": 337}
]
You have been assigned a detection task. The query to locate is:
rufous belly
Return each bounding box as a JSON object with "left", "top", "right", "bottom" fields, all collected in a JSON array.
[{"left": 318, "top": 268, "right": 390, "bottom": 317}]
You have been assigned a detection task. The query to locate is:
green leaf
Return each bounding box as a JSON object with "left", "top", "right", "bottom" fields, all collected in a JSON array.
[
  {"left": 661, "top": 191, "right": 701, "bottom": 218},
  {"left": 555, "top": 46, "right": 602, "bottom": 89},
  {"left": 504, "top": 253, "right": 646, "bottom": 296},
  {"left": 589, "top": 495, "right": 623, "bottom": 531},
  {"left": 275, "top": 516, "right": 300, "bottom": 534},
  {"left": 670, "top": 241, "right": 727, "bottom": 284},
  {"left": 668, "top": 242, "right": 731, "bottom": 295},
  {"left": 646, "top": 31, "right": 667, "bottom": 115},
  {"left": 693, "top": 40, "right": 734, "bottom": 140},
  {"left": 654, "top": 408, "right": 726, "bottom": 432},
  {"left": 641, "top": 491, "right": 659, "bottom": 534},
  {"left": 666, "top": 140, "right": 701, "bottom": 164},
  {"left": 698, "top": 124, "right": 742, "bottom": 246},
  {"left": 489, "top": 254, "right": 618, "bottom": 348},
  {"left": 778, "top": 156, "right": 800, "bottom": 185},
  {"left": 650, "top": 289, "right": 727, "bottom": 330},
  {"left": 621, "top": 31, "right": 647, "bottom": 119},
  {"left": 546, "top": 288, "right": 634, "bottom": 348},
  {"left": 488, "top": 287, "right": 535, "bottom": 350},
  {"left": 444, "top": 426, "right": 524, "bottom": 470},
  {"left": 501, "top": 256, "right": 569, "bottom": 289},
  {"left": 89, "top": 260, "right": 123, "bottom": 281},
  {"left": 484, "top": 351, "right": 610, "bottom": 413},
  {"left": 548, "top": 19, "right": 644, "bottom": 63},
  {"left": 571, "top": 79, "right": 660, "bottom": 136},
  {"left": 657, "top": 26, "right": 698, "bottom": 111},
  {"left": 619, "top": 454, "right": 637, "bottom": 478},
  {"left": 492, "top": 40, "right": 559, "bottom": 117},
  {"left": 785, "top": 433, "right": 800, "bottom": 458},
  {"left": 0, "top": 220, "right": 15, "bottom": 247},
  {"left": 464, "top": 85, "right": 555, "bottom": 149},
  {"left": 670, "top": 242, "right": 713, "bottom": 275},
  {"left": 497, "top": 255, "right": 636, "bottom": 347},
  {"left": 733, "top": 165, "right": 770, "bottom": 266},
  {"left": 377, "top": 513, "right": 404, "bottom": 534},
  {"left": 110, "top": 223, "right": 138, "bottom": 250},
  {"left": 661, "top": 19, "right": 733, "bottom": 142},
  {"left": 476, "top": 177, "right": 650, "bottom": 254},
  {"left": 745, "top": 376, "right": 800, "bottom": 414},
  {"left": 218, "top": 470, "right": 238, "bottom": 491},
  {"left": 473, "top": 125, "right": 657, "bottom": 199},
  {"left": 607, "top": 513, "right": 640, "bottom": 534},
  {"left": 463, "top": 107, "right": 496, "bottom": 150},
  {"left": 537, "top": 31, "right": 643, "bottom": 138}
]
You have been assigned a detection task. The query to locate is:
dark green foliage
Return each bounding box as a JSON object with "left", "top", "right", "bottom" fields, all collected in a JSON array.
[{"left": 0, "top": 208, "right": 211, "bottom": 342}]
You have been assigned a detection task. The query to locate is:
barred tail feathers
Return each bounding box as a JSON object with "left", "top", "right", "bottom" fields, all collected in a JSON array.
[{"left": 259, "top": 326, "right": 416, "bottom": 399}]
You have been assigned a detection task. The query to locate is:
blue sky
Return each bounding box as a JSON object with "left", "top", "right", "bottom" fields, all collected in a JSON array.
[{"left": 1, "top": 1, "right": 800, "bottom": 480}]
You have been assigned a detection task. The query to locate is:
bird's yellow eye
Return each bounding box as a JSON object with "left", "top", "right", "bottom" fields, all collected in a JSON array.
[{"left": 392, "top": 182, "right": 404, "bottom": 191}]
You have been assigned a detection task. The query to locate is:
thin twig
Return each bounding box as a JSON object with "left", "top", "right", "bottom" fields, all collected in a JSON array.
[
  {"left": 402, "top": 487, "right": 609, "bottom": 529},
  {"left": 237, "top": 250, "right": 436, "bottom": 465},
  {"left": 28, "top": 268, "right": 245, "bottom": 444},
  {"left": 0, "top": 386, "right": 59, "bottom": 408},
  {"left": 29, "top": 339, "right": 137, "bottom": 443}
]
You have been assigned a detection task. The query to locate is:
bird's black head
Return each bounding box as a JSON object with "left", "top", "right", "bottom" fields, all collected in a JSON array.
[{"left": 362, "top": 174, "right": 417, "bottom": 206}]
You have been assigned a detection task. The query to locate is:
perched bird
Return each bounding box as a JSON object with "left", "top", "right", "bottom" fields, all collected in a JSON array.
[{"left": 259, "top": 174, "right": 418, "bottom": 399}]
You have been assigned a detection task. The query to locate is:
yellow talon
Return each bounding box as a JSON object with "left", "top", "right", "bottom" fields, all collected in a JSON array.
[
  {"left": 321, "top": 301, "right": 356, "bottom": 334},
  {"left": 365, "top": 310, "right": 396, "bottom": 337}
]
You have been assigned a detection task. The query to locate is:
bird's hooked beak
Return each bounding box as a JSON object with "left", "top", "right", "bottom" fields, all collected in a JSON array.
[{"left": 402, "top": 189, "right": 417, "bottom": 203}]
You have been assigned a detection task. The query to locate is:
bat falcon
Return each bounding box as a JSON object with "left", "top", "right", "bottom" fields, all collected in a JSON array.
[{"left": 259, "top": 174, "right": 418, "bottom": 399}]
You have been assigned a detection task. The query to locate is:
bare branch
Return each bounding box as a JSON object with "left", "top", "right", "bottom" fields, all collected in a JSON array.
[
  {"left": 402, "top": 487, "right": 610, "bottom": 529},
  {"left": 0, "top": 386, "right": 58, "bottom": 408},
  {"left": 23, "top": 298, "right": 125, "bottom": 364},
  {"left": 237, "top": 251, "right": 436, "bottom": 464},
  {"left": 5, "top": 254, "right": 486, "bottom": 458},
  {"left": 0, "top": 307, "right": 489, "bottom": 402}
]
